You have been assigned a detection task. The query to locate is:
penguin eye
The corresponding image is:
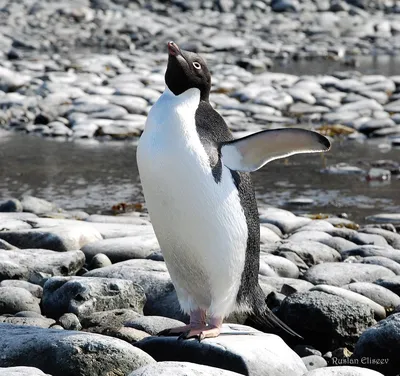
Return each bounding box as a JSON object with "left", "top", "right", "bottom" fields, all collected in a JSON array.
[{"left": 192, "top": 62, "right": 201, "bottom": 70}]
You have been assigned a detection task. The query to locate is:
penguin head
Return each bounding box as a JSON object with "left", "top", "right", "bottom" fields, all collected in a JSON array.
[{"left": 165, "top": 41, "right": 211, "bottom": 101}]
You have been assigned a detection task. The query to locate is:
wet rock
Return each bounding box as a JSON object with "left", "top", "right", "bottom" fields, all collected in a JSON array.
[
  {"left": 82, "top": 236, "right": 159, "bottom": 263},
  {"left": 303, "top": 262, "right": 395, "bottom": 286},
  {"left": 20, "top": 195, "right": 58, "bottom": 214},
  {"left": 84, "top": 259, "right": 186, "bottom": 321},
  {"left": 0, "top": 249, "right": 85, "bottom": 282},
  {"left": 129, "top": 362, "right": 242, "bottom": 376},
  {"left": 0, "top": 287, "right": 41, "bottom": 314},
  {"left": 279, "top": 291, "right": 375, "bottom": 352},
  {"left": 125, "top": 315, "right": 185, "bottom": 336},
  {"left": 0, "top": 199, "right": 23, "bottom": 212},
  {"left": 342, "top": 282, "right": 400, "bottom": 309},
  {"left": 42, "top": 276, "right": 146, "bottom": 319},
  {"left": 374, "top": 276, "right": 400, "bottom": 295},
  {"left": 0, "top": 280, "right": 43, "bottom": 298},
  {"left": 0, "top": 367, "right": 52, "bottom": 376},
  {"left": 353, "top": 313, "right": 400, "bottom": 375},
  {"left": 0, "top": 225, "right": 102, "bottom": 252},
  {"left": 310, "top": 284, "right": 386, "bottom": 319},
  {"left": 302, "top": 355, "right": 328, "bottom": 371},
  {"left": 58, "top": 313, "right": 82, "bottom": 331},
  {"left": 0, "top": 324, "right": 155, "bottom": 376},
  {"left": 135, "top": 324, "right": 307, "bottom": 375}
]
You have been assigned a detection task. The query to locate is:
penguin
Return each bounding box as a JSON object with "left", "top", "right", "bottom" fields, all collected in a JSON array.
[{"left": 136, "top": 41, "right": 330, "bottom": 341}]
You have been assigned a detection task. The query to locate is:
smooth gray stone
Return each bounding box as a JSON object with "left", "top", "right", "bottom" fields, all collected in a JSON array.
[
  {"left": 0, "top": 225, "right": 102, "bottom": 252},
  {"left": 366, "top": 213, "right": 400, "bottom": 223},
  {"left": 42, "top": 276, "right": 146, "bottom": 319},
  {"left": 0, "top": 213, "right": 37, "bottom": 221},
  {"left": 318, "top": 237, "right": 358, "bottom": 253},
  {"left": 302, "top": 355, "right": 327, "bottom": 371},
  {"left": 84, "top": 259, "right": 186, "bottom": 321},
  {"left": 349, "top": 232, "right": 389, "bottom": 247},
  {"left": 359, "top": 228, "right": 400, "bottom": 248},
  {"left": 88, "top": 253, "right": 112, "bottom": 270},
  {"left": 0, "top": 249, "right": 85, "bottom": 282},
  {"left": 304, "top": 366, "right": 384, "bottom": 375},
  {"left": 0, "top": 324, "right": 155, "bottom": 376},
  {"left": 134, "top": 324, "right": 307, "bottom": 376},
  {"left": 303, "top": 262, "right": 395, "bottom": 286},
  {"left": 359, "top": 118, "right": 396, "bottom": 135},
  {"left": 0, "top": 199, "right": 23, "bottom": 212},
  {"left": 342, "top": 282, "right": 400, "bottom": 309},
  {"left": 20, "top": 195, "right": 58, "bottom": 214},
  {"left": 259, "top": 208, "right": 311, "bottom": 234},
  {"left": 85, "top": 214, "right": 150, "bottom": 225},
  {"left": 342, "top": 245, "right": 400, "bottom": 263},
  {"left": 0, "top": 219, "right": 32, "bottom": 231},
  {"left": 288, "top": 231, "right": 332, "bottom": 243},
  {"left": 294, "top": 220, "right": 334, "bottom": 233},
  {"left": 384, "top": 99, "right": 400, "bottom": 113},
  {"left": 353, "top": 313, "right": 400, "bottom": 375},
  {"left": 0, "top": 280, "right": 43, "bottom": 298},
  {"left": 374, "top": 276, "right": 400, "bottom": 295},
  {"left": 289, "top": 103, "right": 330, "bottom": 114},
  {"left": 0, "top": 316, "right": 56, "bottom": 328},
  {"left": 259, "top": 254, "right": 299, "bottom": 278},
  {"left": 279, "top": 291, "right": 375, "bottom": 352},
  {"left": 125, "top": 315, "right": 185, "bottom": 336},
  {"left": 129, "top": 362, "right": 243, "bottom": 376},
  {"left": 310, "top": 284, "right": 386, "bottom": 320},
  {"left": 260, "top": 226, "right": 281, "bottom": 243},
  {"left": 58, "top": 313, "right": 82, "bottom": 331},
  {"left": 259, "top": 275, "right": 314, "bottom": 295},
  {"left": 0, "top": 287, "right": 40, "bottom": 314},
  {"left": 82, "top": 236, "right": 159, "bottom": 263},
  {"left": 0, "top": 367, "right": 52, "bottom": 376},
  {"left": 360, "top": 256, "right": 400, "bottom": 275}
]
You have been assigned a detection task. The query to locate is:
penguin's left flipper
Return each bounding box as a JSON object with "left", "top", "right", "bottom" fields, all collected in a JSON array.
[{"left": 221, "top": 128, "right": 331, "bottom": 173}]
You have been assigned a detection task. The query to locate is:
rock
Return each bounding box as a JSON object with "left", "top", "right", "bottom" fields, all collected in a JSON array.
[
  {"left": 85, "top": 215, "right": 150, "bottom": 225},
  {"left": 0, "top": 287, "right": 41, "bottom": 314},
  {"left": 125, "top": 315, "right": 185, "bottom": 336},
  {"left": 348, "top": 233, "right": 389, "bottom": 247},
  {"left": 84, "top": 259, "right": 186, "bottom": 321},
  {"left": 260, "top": 226, "right": 281, "bottom": 243},
  {"left": 259, "top": 254, "right": 299, "bottom": 278},
  {"left": 310, "top": 285, "right": 386, "bottom": 320},
  {"left": 294, "top": 345, "right": 322, "bottom": 357},
  {"left": 342, "top": 245, "right": 400, "bottom": 263},
  {"left": 279, "top": 291, "right": 375, "bottom": 352},
  {"left": 135, "top": 324, "right": 307, "bottom": 375},
  {"left": 360, "top": 256, "right": 400, "bottom": 275},
  {"left": 0, "top": 225, "right": 102, "bottom": 252},
  {"left": 374, "top": 276, "right": 400, "bottom": 295},
  {"left": 366, "top": 213, "right": 400, "bottom": 223},
  {"left": 41, "top": 276, "right": 146, "bottom": 319},
  {"left": 304, "top": 367, "right": 384, "bottom": 375},
  {"left": 0, "top": 280, "right": 43, "bottom": 298},
  {"left": 0, "top": 316, "right": 56, "bottom": 328},
  {"left": 0, "top": 199, "right": 23, "bottom": 212},
  {"left": 319, "top": 237, "right": 358, "bottom": 253},
  {"left": 58, "top": 313, "right": 82, "bottom": 331},
  {"left": 384, "top": 99, "right": 400, "bottom": 113},
  {"left": 342, "top": 282, "right": 400, "bottom": 309},
  {"left": 0, "top": 324, "right": 155, "bottom": 376},
  {"left": 129, "top": 362, "right": 242, "bottom": 376},
  {"left": 321, "top": 163, "right": 364, "bottom": 175},
  {"left": 259, "top": 275, "right": 314, "bottom": 295},
  {"left": 302, "top": 355, "right": 328, "bottom": 371},
  {"left": 0, "top": 367, "right": 52, "bottom": 376},
  {"left": 288, "top": 231, "right": 332, "bottom": 243},
  {"left": 20, "top": 195, "right": 57, "bottom": 214},
  {"left": 259, "top": 208, "right": 311, "bottom": 234},
  {"left": 303, "top": 262, "right": 395, "bottom": 286},
  {"left": 353, "top": 313, "right": 400, "bottom": 375},
  {"left": 82, "top": 236, "right": 159, "bottom": 263},
  {"left": 271, "top": 0, "right": 299, "bottom": 12},
  {"left": 359, "top": 228, "right": 400, "bottom": 249},
  {"left": 0, "top": 249, "right": 85, "bottom": 282},
  {"left": 88, "top": 253, "right": 112, "bottom": 270}
]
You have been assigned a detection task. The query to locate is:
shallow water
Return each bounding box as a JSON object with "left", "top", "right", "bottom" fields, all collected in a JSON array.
[{"left": 0, "top": 130, "right": 399, "bottom": 224}]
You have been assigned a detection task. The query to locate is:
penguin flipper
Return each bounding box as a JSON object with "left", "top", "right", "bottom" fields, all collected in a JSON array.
[{"left": 220, "top": 128, "right": 330, "bottom": 172}]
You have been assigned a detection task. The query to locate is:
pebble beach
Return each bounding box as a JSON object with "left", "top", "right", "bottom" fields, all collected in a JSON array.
[{"left": 1, "top": 0, "right": 400, "bottom": 375}]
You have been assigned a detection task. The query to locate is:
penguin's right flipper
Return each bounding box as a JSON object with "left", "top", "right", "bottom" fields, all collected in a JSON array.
[{"left": 221, "top": 128, "right": 330, "bottom": 173}]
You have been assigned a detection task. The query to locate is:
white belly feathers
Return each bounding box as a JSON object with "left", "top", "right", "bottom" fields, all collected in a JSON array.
[{"left": 137, "top": 87, "right": 248, "bottom": 318}]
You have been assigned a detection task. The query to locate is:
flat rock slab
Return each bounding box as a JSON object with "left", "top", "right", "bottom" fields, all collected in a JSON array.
[
  {"left": 0, "top": 324, "right": 155, "bottom": 376},
  {"left": 304, "top": 366, "right": 384, "bottom": 375},
  {"left": 82, "top": 236, "right": 159, "bottom": 263},
  {"left": 0, "top": 249, "right": 85, "bottom": 282},
  {"left": 134, "top": 324, "right": 307, "bottom": 376},
  {"left": 42, "top": 276, "right": 146, "bottom": 319},
  {"left": 0, "top": 226, "right": 102, "bottom": 252},
  {"left": 303, "top": 262, "right": 395, "bottom": 286},
  {"left": 129, "top": 362, "right": 243, "bottom": 376},
  {"left": 0, "top": 367, "right": 52, "bottom": 376}
]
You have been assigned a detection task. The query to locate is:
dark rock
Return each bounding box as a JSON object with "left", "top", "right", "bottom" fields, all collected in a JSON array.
[
  {"left": 374, "top": 276, "right": 400, "bottom": 295},
  {"left": 0, "top": 287, "right": 41, "bottom": 314},
  {"left": 0, "top": 324, "right": 155, "bottom": 376},
  {"left": 0, "top": 199, "right": 23, "bottom": 212},
  {"left": 279, "top": 291, "right": 375, "bottom": 352},
  {"left": 134, "top": 324, "right": 307, "bottom": 375},
  {"left": 42, "top": 276, "right": 146, "bottom": 319}
]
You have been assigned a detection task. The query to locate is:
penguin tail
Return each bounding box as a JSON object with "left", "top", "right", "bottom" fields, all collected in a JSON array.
[{"left": 250, "top": 306, "right": 304, "bottom": 341}]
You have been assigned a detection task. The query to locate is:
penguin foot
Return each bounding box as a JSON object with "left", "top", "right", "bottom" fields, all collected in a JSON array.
[
  {"left": 157, "top": 325, "right": 192, "bottom": 337},
  {"left": 177, "top": 325, "right": 221, "bottom": 342}
]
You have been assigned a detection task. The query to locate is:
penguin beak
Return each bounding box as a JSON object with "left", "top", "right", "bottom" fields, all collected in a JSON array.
[{"left": 167, "top": 41, "right": 181, "bottom": 57}]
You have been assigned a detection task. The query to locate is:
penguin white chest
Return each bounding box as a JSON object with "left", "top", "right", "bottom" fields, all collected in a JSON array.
[{"left": 137, "top": 88, "right": 248, "bottom": 317}]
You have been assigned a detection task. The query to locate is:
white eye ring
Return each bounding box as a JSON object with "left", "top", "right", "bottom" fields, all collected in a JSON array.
[{"left": 193, "top": 62, "right": 201, "bottom": 69}]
